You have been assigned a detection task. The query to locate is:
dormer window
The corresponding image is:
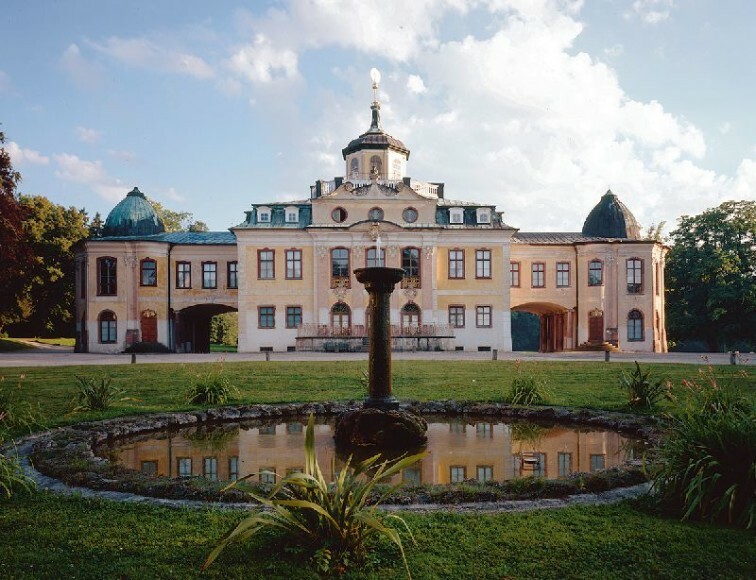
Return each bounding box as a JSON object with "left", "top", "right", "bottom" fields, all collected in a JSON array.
[
  {"left": 258, "top": 206, "right": 271, "bottom": 223},
  {"left": 285, "top": 206, "right": 299, "bottom": 223},
  {"left": 449, "top": 208, "right": 464, "bottom": 224},
  {"left": 476, "top": 208, "right": 491, "bottom": 224}
]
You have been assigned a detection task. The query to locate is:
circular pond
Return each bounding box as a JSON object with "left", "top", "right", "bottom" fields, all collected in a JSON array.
[{"left": 100, "top": 415, "right": 644, "bottom": 487}]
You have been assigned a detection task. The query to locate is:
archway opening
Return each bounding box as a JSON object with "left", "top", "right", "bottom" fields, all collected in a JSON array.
[
  {"left": 511, "top": 302, "right": 571, "bottom": 353},
  {"left": 511, "top": 311, "right": 540, "bottom": 351},
  {"left": 175, "top": 304, "right": 237, "bottom": 353}
]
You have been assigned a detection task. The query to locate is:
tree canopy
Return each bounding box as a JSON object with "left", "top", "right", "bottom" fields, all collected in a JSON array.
[
  {"left": 148, "top": 199, "right": 207, "bottom": 232},
  {"left": 0, "top": 131, "right": 34, "bottom": 332},
  {"left": 666, "top": 200, "right": 756, "bottom": 351}
]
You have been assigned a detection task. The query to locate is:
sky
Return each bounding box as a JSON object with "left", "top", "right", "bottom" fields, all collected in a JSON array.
[{"left": 2, "top": 0, "right": 755, "bottom": 234}]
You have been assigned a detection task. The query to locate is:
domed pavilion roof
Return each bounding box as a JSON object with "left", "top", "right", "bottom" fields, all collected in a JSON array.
[
  {"left": 103, "top": 187, "right": 165, "bottom": 237},
  {"left": 582, "top": 190, "right": 641, "bottom": 239}
]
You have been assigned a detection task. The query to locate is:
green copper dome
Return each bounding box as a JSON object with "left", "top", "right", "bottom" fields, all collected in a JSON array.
[
  {"left": 103, "top": 187, "right": 165, "bottom": 237},
  {"left": 582, "top": 190, "right": 641, "bottom": 239}
]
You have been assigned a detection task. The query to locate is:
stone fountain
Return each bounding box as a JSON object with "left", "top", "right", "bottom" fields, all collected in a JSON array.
[{"left": 333, "top": 266, "right": 428, "bottom": 449}]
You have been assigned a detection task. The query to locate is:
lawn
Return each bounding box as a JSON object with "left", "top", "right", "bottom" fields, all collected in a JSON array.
[{"left": 1, "top": 359, "right": 754, "bottom": 578}]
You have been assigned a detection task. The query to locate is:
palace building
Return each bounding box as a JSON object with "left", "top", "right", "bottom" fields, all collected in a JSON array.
[{"left": 74, "top": 76, "right": 667, "bottom": 355}]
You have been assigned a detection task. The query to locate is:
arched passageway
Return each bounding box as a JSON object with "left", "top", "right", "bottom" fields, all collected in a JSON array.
[
  {"left": 511, "top": 302, "right": 572, "bottom": 353},
  {"left": 175, "top": 304, "right": 237, "bottom": 353}
]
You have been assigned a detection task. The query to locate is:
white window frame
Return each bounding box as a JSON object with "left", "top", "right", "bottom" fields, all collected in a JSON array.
[
  {"left": 257, "top": 206, "right": 271, "bottom": 223},
  {"left": 449, "top": 207, "right": 464, "bottom": 224}
]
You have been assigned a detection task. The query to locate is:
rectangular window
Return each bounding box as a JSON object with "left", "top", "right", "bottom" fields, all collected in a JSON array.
[
  {"left": 203, "top": 457, "right": 218, "bottom": 481},
  {"left": 401, "top": 247, "right": 421, "bottom": 288},
  {"left": 141, "top": 461, "right": 158, "bottom": 476},
  {"left": 286, "top": 306, "right": 302, "bottom": 329},
  {"left": 476, "top": 465, "right": 493, "bottom": 483},
  {"left": 227, "top": 261, "right": 238, "bottom": 289},
  {"left": 448, "top": 249, "right": 465, "bottom": 279},
  {"left": 588, "top": 259, "right": 603, "bottom": 286},
  {"left": 531, "top": 262, "right": 545, "bottom": 288},
  {"left": 177, "top": 457, "right": 192, "bottom": 478},
  {"left": 556, "top": 262, "right": 570, "bottom": 287},
  {"left": 176, "top": 261, "right": 191, "bottom": 288},
  {"left": 258, "top": 306, "right": 275, "bottom": 329},
  {"left": 448, "top": 305, "right": 465, "bottom": 328},
  {"left": 558, "top": 452, "right": 572, "bottom": 477},
  {"left": 97, "top": 257, "right": 117, "bottom": 295},
  {"left": 259, "top": 467, "right": 276, "bottom": 484},
  {"left": 99, "top": 314, "right": 117, "bottom": 343},
  {"left": 140, "top": 259, "right": 157, "bottom": 287},
  {"left": 366, "top": 247, "right": 385, "bottom": 267},
  {"left": 402, "top": 467, "right": 421, "bottom": 485},
  {"left": 475, "top": 423, "right": 493, "bottom": 438},
  {"left": 331, "top": 248, "right": 350, "bottom": 288},
  {"left": 475, "top": 249, "right": 491, "bottom": 278},
  {"left": 228, "top": 456, "right": 239, "bottom": 481},
  {"left": 202, "top": 262, "right": 217, "bottom": 289},
  {"left": 510, "top": 262, "right": 520, "bottom": 287},
  {"left": 285, "top": 249, "right": 302, "bottom": 280},
  {"left": 590, "top": 454, "right": 606, "bottom": 472},
  {"left": 627, "top": 258, "right": 643, "bottom": 294},
  {"left": 476, "top": 305, "right": 492, "bottom": 328},
  {"left": 258, "top": 249, "right": 275, "bottom": 279},
  {"left": 450, "top": 466, "right": 466, "bottom": 483}
]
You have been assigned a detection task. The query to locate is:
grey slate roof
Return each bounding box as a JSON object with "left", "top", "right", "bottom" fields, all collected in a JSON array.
[{"left": 513, "top": 232, "right": 646, "bottom": 244}]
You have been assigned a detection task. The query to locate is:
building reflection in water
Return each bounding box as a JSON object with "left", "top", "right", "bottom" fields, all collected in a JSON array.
[{"left": 105, "top": 418, "right": 641, "bottom": 485}]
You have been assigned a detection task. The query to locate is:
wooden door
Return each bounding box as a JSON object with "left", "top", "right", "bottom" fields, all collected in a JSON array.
[
  {"left": 588, "top": 309, "right": 603, "bottom": 342},
  {"left": 141, "top": 310, "right": 158, "bottom": 343}
]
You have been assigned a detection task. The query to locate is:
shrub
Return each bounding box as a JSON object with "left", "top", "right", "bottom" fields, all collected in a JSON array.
[
  {"left": 0, "top": 439, "right": 35, "bottom": 499},
  {"left": 503, "top": 361, "right": 550, "bottom": 405},
  {"left": 203, "top": 414, "right": 426, "bottom": 577},
  {"left": 185, "top": 364, "right": 237, "bottom": 406},
  {"left": 73, "top": 374, "right": 124, "bottom": 412},
  {"left": 618, "top": 361, "right": 671, "bottom": 410},
  {"left": 0, "top": 376, "right": 40, "bottom": 432},
  {"left": 652, "top": 369, "right": 755, "bottom": 528},
  {"left": 124, "top": 341, "right": 172, "bottom": 354}
]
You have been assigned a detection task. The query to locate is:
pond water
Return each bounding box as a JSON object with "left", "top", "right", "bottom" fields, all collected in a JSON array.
[{"left": 101, "top": 416, "right": 642, "bottom": 486}]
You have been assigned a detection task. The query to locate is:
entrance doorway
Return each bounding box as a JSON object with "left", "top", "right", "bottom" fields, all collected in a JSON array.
[
  {"left": 140, "top": 310, "right": 158, "bottom": 343},
  {"left": 588, "top": 309, "right": 604, "bottom": 342}
]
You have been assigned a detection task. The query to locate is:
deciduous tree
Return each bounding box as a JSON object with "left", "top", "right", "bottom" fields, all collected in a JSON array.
[{"left": 666, "top": 200, "right": 756, "bottom": 351}]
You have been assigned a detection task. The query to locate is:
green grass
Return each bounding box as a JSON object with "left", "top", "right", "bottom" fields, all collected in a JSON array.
[
  {"left": 0, "top": 493, "right": 753, "bottom": 579},
  {"left": 0, "top": 359, "right": 754, "bottom": 578},
  {"left": 30, "top": 337, "right": 75, "bottom": 347},
  {"left": 0, "top": 339, "right": 35, "bottom": 353}
]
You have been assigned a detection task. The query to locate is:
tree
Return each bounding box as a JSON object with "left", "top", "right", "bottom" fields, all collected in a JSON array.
[
  {"left": 11, "top": 195, "right": 89, "bottom": 336},
  {"left": 188, "top": 220, "right": 209, "bottom": 232},
  {"left": 0, "top": 131, "right": 34, "bottom": 333},
  {"left": 148, "top": 199, "right": 193, "bottom": 232},
  {"left": 666, "top": 200, "right": 756, "bottom": 351}
]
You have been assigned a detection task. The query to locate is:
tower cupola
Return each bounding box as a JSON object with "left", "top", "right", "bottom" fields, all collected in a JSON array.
[
  {"left": 582, "top": 189, "right": 641, "bottom": 239},
  {"left": 103, "top": 187, "right": 165, "bottom": 237}
]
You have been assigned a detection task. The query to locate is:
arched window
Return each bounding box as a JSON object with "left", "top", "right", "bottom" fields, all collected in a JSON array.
[
  {"left": 588, "top": 259, "right": 603, "bottom": 286},
  {"left": 98, "top": 310, "right": 117, "bottom": 343},
  {"left": 401, "top": 247, "right": 421, "bottom": 288},
  {"left": 401, "top": 303, "right": 421, "bottom": 333},
  {"left": 331, "top": 303, "right": 351, "bottom": 335},
  {"left": 628, "top": 309, "right": 644, "bottom": 341},
  {"left": 350, "top": 158, "right": 359, "bottom": 178},
  {"left": 331, "top": 248, "right": 350, "bottom": 288},
  {"left": 140, "top": 258, "right": 157, "bottom": 286},
  {"left": 97, "top": 257, "right": 117, "bottom": 296},
  {"left": 369, "top": 155, "right": 382, "bottom": 177}
]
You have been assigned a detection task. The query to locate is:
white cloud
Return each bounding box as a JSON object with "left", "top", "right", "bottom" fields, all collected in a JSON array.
[
  {"left": 718, "top": 122, "right": 731, "bottom": 135},
  {"left": 627, "top": 0, "right": 675, "bottom": 25},
  {"left": 229, "top": 34, "right": 298, "bottom": 83},
  {"left": 107, "top": 149, "right": 137, "bottom": 162},
  {"left": 161, "top": 187, "right": 185, "bottom": 202},
  {"left": 59, "top": 44, "right": 103, "bottom": 89},
  {"left": 75, "top": 126, "right": 101, "bottom": 144},
  {"left": 407, "top": 74, "right": 427, "bottom": 94},
  {"left": 5, "top": 141, "right": 50, "bottom": 165},
  {"left": 89, "top": 36, "right": 214, "bottom": 79},
  {"left": 604, "top": 44, "right": 624, "bottom": 58},
  {"left": 53, "top": 153, "right": 127, "bottom": 202}
]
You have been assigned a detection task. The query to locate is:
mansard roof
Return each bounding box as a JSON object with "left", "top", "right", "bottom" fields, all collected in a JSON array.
[{"left": 92, "top": 231, "right": 236, "bottom": 244}]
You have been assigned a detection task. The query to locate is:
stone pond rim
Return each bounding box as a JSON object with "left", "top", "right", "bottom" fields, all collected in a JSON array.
[{"left": 18, "top": 401, "right": 660, "bottom": 505}]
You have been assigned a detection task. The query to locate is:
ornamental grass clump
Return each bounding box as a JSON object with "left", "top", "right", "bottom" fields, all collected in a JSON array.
[
  {"left": 185, "top": 363, "right": 237, "bottom": 405},
  {"left": 0, "top": 436, "right": 35, "bottom": 499},
  {"left": 503, "top": 360, "right": 550, "bottom": 405},
  {"left": 652, "top": 368, "right": 755, "bottom": 529},
  {"left": 73, "top": 374, "right": 125, "bottom": 412},
  {"left": 203, "top": 413, "right": 426, "bottom": 577},
  {"left": 618, "top": 361, "right": 671, "bottom": 410}
]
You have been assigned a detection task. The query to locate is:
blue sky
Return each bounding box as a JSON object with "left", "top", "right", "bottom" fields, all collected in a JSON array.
[{"left": 2, "top": 0, "right": 755, "bottom": 233}]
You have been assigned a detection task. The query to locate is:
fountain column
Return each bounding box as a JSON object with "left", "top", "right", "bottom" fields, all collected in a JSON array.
[{"left": 355, "top": 266, "right": 404, "bottom": 410}]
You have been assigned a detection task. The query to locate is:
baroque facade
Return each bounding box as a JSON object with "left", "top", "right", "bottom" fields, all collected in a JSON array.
[{"left": 74, "top": 77, "right": 667, "bottom": 354}]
